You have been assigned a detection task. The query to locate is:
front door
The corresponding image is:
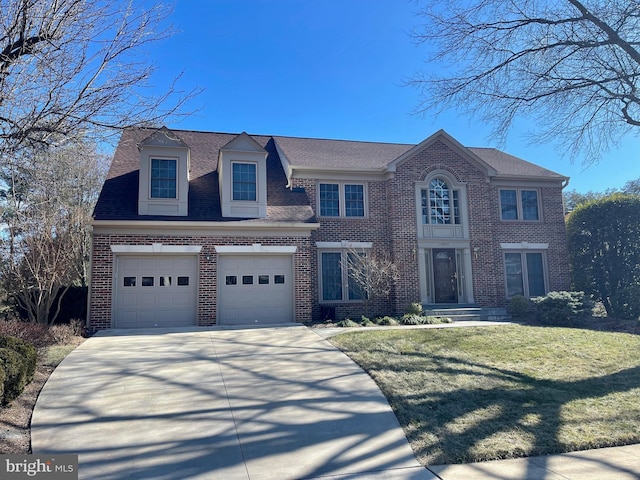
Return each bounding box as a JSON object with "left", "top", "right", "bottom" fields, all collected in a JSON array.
[{"left": 433, "top": 249, "right": 458, "bottom": 303}]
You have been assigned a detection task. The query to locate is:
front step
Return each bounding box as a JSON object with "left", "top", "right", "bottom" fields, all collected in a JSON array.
[{"left": 422, "top": 306, "right": 511, "bottom": 322}]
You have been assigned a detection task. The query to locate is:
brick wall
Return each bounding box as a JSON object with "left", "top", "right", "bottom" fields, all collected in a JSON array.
[
  {"left": 293, "top": 138, "right": 569, "bottom": 320},
  {"left": 92, "top": 138, "right": 570, "bottom": 328},
  {"left": 89, "top": 233, "right": 313, "bottom": 330}
]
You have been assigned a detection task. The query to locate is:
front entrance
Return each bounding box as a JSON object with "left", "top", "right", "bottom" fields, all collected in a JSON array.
[{"left": 433, "top": 249, "right": 458, "bottom": 303}]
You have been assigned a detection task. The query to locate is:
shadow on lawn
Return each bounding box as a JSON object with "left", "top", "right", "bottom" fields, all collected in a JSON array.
[{"left": 386, "top": 351, "right": 640, "bottom": 477}]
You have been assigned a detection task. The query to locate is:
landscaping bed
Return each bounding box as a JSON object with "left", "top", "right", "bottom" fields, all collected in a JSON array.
[
  {"left": 0, "top": 322, "right": 85, "bottom": 454},
  {"left": 329, "top": 320, "right": 640, "bottom": 465}
]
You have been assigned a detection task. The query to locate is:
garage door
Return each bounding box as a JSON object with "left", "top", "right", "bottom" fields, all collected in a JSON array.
[
  {"left": 114, "top": 255, "right": 198, "bottom": 328},
  {"left": 218, "top": 255, "right": 293, "bottom": 325}
]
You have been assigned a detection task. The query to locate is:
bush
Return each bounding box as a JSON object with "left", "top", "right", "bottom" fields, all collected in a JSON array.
[
  {"left": 508, "top": 295, "right": 533, "bottom": 317},
  {"left": 0, "top": 347, "right": 30, "bottom": 405},
  {"left": 376, "top": 316, "right": 399, "bottom": 326},
  {"left": 336, "top": 318, "right": 361, "bottom": 328},
  {"left": 0, "top": 336, "right": 37, "bottom": 381},
  {"left": 608, "top": 284, "right": 640, "bottom": 320},
  {"left": 406, "top": 302, "right": 423, "bottom": 315},
  {"left": 49, "top": 320, "right": 86, "bottom": 343},
  {"left": 360, "top": 316, "right": 376, "bottom": 327},
  {"left": 531, "top": 291, "right": 589, "bottom": 324},
  {"left": 401, "top": 314, "right": 424, "bottom": 325},
  {"left": 0, "top": 320, "right": 54, "bottom": 348},
  {"left": 423, "top": 316, "right": 452, "bottom": 324}
]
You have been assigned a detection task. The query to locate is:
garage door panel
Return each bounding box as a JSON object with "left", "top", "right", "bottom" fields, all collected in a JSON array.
[
  {"left": 218, "top": 255, "right": 293, "bottom": 325},
  {"left": 114, "top": 255, "right": 198, "bottom": 328}
]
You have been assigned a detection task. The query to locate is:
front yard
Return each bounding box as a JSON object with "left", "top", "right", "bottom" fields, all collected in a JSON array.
[{"left": 329, "top": 324, "right": 640, "bottom": 466}]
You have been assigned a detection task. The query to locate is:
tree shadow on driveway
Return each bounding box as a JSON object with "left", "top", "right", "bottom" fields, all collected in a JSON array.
[{"left": 32, "top": 326, "right": 432, "bottom": 479}]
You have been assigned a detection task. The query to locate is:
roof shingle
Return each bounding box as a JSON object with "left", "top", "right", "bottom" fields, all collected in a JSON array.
[{"left": 93, "top": 128, "right": 567, "bottom": 223}]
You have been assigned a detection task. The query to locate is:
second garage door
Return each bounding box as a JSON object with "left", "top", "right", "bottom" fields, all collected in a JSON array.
[{"left": 218, "top": 255, "right": 294, "bottom": 325}]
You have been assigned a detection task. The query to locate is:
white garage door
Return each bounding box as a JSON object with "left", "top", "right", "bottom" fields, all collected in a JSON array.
[
  {"left": 114, "top": 255, "right": 198, "bottom": 328},
  {"left": 218, "top": 255, "right": 293, "bottom": 325}
]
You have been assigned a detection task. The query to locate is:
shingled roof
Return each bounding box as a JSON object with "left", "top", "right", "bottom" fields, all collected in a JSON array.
[
  {"left": 93, "top": 127, "right": 567, "bottom": 223},
  {"left": 93, "top": 128, "right": 315, "bottom": 223}
]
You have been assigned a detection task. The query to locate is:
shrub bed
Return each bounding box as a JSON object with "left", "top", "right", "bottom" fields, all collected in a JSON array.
[
  {"left": 0, "top": 336, "right": 38, "bottom": 406},
  {"left": 0, "top": 347, "right": 29, "bottom": 405},
  {"left": 531, "top": 291, "right": 589, "bottom": 324},
  {"left": 0, "top": 336, "right": 37, "bottom": 380}
]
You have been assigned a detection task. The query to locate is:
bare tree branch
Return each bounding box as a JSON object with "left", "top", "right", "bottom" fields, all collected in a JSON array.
[
  {"left": 410, "top": 0, "right": 640, "bottom": 163},
  {"left": 0, "top": 0, "right": 200, "bottom": 155},
  {"left": 0, "top": 140, "right": 107, "bottom": 323}
]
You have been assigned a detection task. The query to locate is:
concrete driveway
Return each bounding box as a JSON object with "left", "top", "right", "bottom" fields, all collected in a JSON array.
[{"left": 32, "top": 325, "right": 434, "bottom": 480}]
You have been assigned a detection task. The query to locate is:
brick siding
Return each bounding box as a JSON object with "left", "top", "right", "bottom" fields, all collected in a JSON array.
[
  {"left": 91, "top": 137, "right": 570, "bottom": 328},
  {"left": 89, "top": 234, "right": 312, "bottom": 330},
  {"left": 293, "top": 139, "right": 569, "bottom": 321}
]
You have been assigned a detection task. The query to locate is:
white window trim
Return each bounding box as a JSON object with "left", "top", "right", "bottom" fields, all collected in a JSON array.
[
  {"left": 502, "top": 249, "right": 548, "bottom": 298},
  {"left": 316, "top": 241, "right": 373, "bottom": 249},
  {"left": 215, "top": 245, "right": 297, "bottom": 254},
  {"left": 499, "top": 188, "right": 542, "bottom": 222},
  {"left": 231, "top": 161, "right": 259, "bottom": 203},
  {"left": 500, "top": 242, "right": 548, "bottom": 250},
  {"left": 111, "top": 244, "right": 202, "bottom": 254},
  {"left": 317, "top": 244, "right": 372, "bottom": 303},
  {"left": 317, "top": 181, "right": 368, "bottom": 218},
  {"left": 149, "top": 156, "right": 179, "bottom": 200}
]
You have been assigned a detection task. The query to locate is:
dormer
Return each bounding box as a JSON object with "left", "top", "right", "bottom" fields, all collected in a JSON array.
[
  {"left": 218, "top": 132, "right": 268, "bottom": 218},
  {"left": 137, "top": 128, "right": 190, "bottom": 216}
]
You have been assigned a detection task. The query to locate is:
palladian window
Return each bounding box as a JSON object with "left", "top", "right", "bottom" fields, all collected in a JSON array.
[{"left": 422, "top": 178, "right": 460, "bottom": 224}]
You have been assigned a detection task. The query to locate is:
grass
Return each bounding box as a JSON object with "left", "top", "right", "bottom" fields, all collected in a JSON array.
[
  {"left": 329, "top": 325, "right": 640, "bottom": 465},
  {"left": 40, "top": 340, "right": 85, "bottom": 368}
]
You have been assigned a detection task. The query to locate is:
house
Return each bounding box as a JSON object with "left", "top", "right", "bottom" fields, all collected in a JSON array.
[{"left": 88, "top": 127, "right": 570, "bottom": 330}]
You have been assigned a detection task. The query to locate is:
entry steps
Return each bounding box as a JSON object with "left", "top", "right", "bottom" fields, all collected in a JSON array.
[{"left": 422, "top": 305, "right": 511, "bottom": 322}]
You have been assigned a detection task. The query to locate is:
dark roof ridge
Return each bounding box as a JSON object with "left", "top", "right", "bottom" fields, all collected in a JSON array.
[
  {"left": 272, "top": 133, "right": 414, "bottom": 147},
  {"left": 129, "top": 126, "right": 416, "bottom": 147}
]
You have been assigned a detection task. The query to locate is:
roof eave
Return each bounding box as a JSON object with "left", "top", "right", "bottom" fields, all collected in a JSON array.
[
  {"left": 490, "top": 174, "right": 570, "bottom": 187},
  {"left": 288, "top": 165, "right": 392, "bottom": 181},
  {"left": 91, "top": 219, "right": 321, "bottom": 237}
]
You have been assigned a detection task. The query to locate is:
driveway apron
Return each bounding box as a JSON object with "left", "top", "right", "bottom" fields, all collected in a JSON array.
[{"left": 32, "top": 325, "right": 434, "bottom": 480}]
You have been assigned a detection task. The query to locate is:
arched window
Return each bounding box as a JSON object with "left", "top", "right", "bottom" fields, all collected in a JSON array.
[{"left": 421, "top": 178, "right": 460, "bottom": 224}]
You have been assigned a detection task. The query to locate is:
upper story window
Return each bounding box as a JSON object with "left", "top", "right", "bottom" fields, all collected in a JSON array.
[
  {"left": 319, "top": 182, "right": 366, "bottom": 217},
  {"left": 232, "top": 162, "right": 257, "bottom": 201},
  {"left": 319, "top": 183, "right": 340, "bottom": 216},
  {"left": 150, "top": 158, "right": 177, "bottom": 199},
  {"left": 500, "top": 189, "right": 540, "bottom": 221},
  {"left": 421, "top": 178, "right": 460, "bottom": 224}
]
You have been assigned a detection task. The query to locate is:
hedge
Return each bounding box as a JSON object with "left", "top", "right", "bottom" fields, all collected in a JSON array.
[
  {"left": 0, "top": 336, "right": 37, "bottom": 380},
  {"left": 0, "top": 347, "right": 29, "bottom": 404},
  {"left": 0, "top": 336, "right": 38, "bottom": 405}
]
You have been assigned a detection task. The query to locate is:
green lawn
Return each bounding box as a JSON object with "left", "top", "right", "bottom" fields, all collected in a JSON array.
[{"left": 328, "top": 325, "right": 640, "bottom": 465}]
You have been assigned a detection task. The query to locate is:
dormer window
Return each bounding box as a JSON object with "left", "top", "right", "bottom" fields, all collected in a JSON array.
[
  {"left": 232, "top": 162, "right": 257, "bottom": 201},
  {"left": 151, "top": 158, "right": 177, "bottom": 199},
  {"left": 137, "top": 128, "right": 190, "bottom": 217},
  {"left": 218, "top": 132, "right": 268, "bottom": 218}
]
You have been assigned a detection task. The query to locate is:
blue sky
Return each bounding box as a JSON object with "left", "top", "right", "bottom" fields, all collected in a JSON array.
[{"left": 148, "top": 0, "right": 639, "bottom": 193}]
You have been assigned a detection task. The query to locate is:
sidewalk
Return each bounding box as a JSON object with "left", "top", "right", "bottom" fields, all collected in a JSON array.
[{"left": 428, "top": 444, "right": 640, "bottom": 479}]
